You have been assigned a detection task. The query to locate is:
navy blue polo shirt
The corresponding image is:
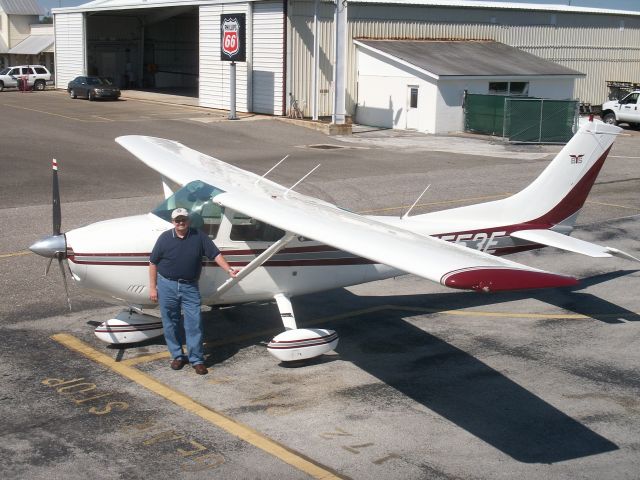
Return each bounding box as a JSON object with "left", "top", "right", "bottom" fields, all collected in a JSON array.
[{"left": 150, "top": 227, "right": 220, "bottom": 281}]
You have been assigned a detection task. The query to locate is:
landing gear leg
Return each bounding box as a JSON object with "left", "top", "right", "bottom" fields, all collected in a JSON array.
[
  {"left": 267, "top": 293, "right": 339, "bottom": 362},
  {"left": 274, "top": 293, "right": 297, "bottom": 330}
]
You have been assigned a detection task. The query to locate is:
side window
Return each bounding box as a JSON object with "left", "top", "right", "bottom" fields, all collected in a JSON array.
[
  {"left": 488, "top": 82, "right": 508, "bottom": 95},
  {"left": 622, "top": 93, "right": 639, "bottom": 105},
  {"left": 9, "top": 68, "right": 19, "bottom": 75},
  {"left": 196, "top": 201, "right": 223, "bottom": 239},
  {"left": 230, "top": 213, "right": 284, "bottom": 242},
  {"left": 25, "top": 68, "right": 35, "bottom": 75},
  {"left": 34, "top": 67, "right": 47, "bottom": 74}
]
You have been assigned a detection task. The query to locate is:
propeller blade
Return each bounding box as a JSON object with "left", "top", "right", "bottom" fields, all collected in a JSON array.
[
  {"left": 52, "top": 159, "right": 61, "bottom": 236},
  {"left": 44, "top": 257, "right": 54, "bottom": 276},
  {"left": 58, "top": 255, "right": 72, "bottom": 311}
]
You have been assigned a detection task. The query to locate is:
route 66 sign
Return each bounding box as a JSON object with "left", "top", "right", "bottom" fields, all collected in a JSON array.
[{"left": 220, "top": 14, "right": 246, "bottom": 62}]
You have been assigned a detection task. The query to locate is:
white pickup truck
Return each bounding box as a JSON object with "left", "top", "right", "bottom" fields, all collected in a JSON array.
[{"left": 601, "top": 90, "right": 640, "bottom": 127}]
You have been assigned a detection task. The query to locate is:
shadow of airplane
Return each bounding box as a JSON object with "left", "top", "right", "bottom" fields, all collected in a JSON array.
[
  {"left": 102, "top": 269, "right": 634, "bottom": 462},
  {"left": 329, "top": 308, "right": 617, "bottom": 463},
  {"left": 274, "top": 271, "right": 638, "bottom": 463}
]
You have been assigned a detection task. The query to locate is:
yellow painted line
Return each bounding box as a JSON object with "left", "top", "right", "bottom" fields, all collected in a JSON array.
[
  {"left": 391, "top": 305, "right": 640, "bottom": 320},
  {"left": 121, "top": 351, "right": 170, "bottom": 366},
  {"left": 357, "top": 194, "right": 509, "bottom": 214},
  {"left": 123, "top": 306, "right": 386, "bottom": 366},
  {"left": 391, "top": 305, "right": 589, "bottom": 319},
  {"left": 123, "top": 303, "right": 625, "bottom": 366},
  {"left": 52, "top": 333, "right": 344, "bottom": 480},
  {"left": 0, "top": 250, "right": 31, "bottom": 259},
  {"left": 1, "top": 102, "right": 84, "bottom": 121},
  {"left": 586, "top": 200, "right": 640, "bottom": 211}
]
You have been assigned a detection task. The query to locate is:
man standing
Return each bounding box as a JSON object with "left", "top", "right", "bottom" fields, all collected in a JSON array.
[{"left": 149, "top": 208, "right": 237, "bottom": 375}]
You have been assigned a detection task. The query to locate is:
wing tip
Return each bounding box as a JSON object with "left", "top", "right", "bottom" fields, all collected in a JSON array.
[{"left": 442, "top": 267, "right": 578, "bottom": 292}]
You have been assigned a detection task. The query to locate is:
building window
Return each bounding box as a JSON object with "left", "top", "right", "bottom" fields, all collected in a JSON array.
[
  {"left": 489, "top": 81, "right": 529, "bottom": 96},
  {"left": 409, "top": 87, "right": 418, "bottom": 108}
]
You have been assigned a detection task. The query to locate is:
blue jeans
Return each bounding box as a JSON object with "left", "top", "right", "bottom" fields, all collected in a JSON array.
[{"left": 157, "top": 274, "right": 204, "bottom": 365}]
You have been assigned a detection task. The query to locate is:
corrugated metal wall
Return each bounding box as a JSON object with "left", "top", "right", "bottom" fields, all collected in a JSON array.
[
  {"left": 288, "top": 1, "right": 640, "bottom": 117},
  {"left": 54, "top": 12, "right": 85, "bottom": 88}
]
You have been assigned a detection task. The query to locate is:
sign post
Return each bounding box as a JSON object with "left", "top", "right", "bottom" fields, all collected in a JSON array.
[{"left": 221, "top": 14, "right": 246, "bottom": 120}]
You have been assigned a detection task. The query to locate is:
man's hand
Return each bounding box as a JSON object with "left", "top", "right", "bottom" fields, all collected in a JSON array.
[
  {"left": 149, "top": 286, "right": 158, "bottom": 302},
  {"left": 228, "top": 267, "right": 238, "bottom": 278}
]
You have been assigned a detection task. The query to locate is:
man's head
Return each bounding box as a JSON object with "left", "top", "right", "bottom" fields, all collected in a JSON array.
[{"left": 171, "top": 208, "right": 190, "bottom": 234}]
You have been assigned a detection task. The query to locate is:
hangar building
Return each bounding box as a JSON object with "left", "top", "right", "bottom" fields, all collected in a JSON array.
[{"left": 53, "top": 0, "right": 640, "bottom": 132}]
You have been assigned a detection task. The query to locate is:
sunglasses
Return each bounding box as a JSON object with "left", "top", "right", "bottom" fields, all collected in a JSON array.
[{"left": 173, "top": 217, "right": 189, "bottom": 223}]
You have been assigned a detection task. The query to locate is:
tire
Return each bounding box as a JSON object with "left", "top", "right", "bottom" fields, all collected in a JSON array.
[
  {"left": 88, "top": 90, "right": 95, "bottom": 101},
  {"left": 602, "top": 112, "right": 618, "bottom": 125},
  {"left": 0, "top": 81, "right": 3, "bottom": 92},
  {"left": 34, "top": 80, "right": 46, "bottom": 91},
  {"left": 69, "top": 89, "right": 76, "bottom": 99}
]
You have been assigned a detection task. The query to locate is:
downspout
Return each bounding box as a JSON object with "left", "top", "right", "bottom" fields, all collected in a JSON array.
[{"left": 312, "top": 0, "right": 319, "bottom": 120}]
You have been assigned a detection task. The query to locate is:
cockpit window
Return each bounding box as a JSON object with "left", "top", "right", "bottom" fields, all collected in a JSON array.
[{"left": 152, "top": 181, "right": 225, "bottom": 238}]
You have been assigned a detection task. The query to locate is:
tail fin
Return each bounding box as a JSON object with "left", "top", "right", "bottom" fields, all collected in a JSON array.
[
  {"left": 409, "top": 119, "right": 622, "bottom": 230},
  {"left": 504, "top": 119, "right": 621, "bottom": 227}
]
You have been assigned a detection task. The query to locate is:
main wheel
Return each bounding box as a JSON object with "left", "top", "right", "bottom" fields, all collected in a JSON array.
[
  {"left": 34, "top": 80, "right": 46, "bottom": 91},
  {"left": 602, "top": 112, "right": 618, "bottom": 125},
  {"left": 69, "top": 89, "right": 76, "bottom": 99}
]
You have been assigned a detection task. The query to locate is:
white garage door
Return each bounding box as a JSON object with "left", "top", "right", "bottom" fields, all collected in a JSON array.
[
  {"left": 252, "top": 1, "right": 284, "bottom": 115},
  {"left": 54, "top": 13, "right": 85, "bottom": 88}
]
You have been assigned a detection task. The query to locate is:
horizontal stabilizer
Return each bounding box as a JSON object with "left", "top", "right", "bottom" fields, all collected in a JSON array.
[{"left": 511, "top": 229, "right": 640, "bottom": 261}]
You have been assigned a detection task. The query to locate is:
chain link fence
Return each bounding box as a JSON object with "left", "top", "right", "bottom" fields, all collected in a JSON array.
[{"left": 464, "top": 94, "right": 579, "bottom": 144}]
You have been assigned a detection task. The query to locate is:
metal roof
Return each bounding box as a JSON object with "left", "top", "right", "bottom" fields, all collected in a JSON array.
[
  {"left": 52, "top": 0, "right": 640, "bottom": 17},
  {"left": 0, "top": 0, "right": 44, "bottom": 15},
  {"left": 354, "top": 39, "right": 584, "bottom": 78},
  {"left": 352, "top": 0, "right": 640, "bottom": 17},
  {"left": 8, "top": 35, "right": 55, "bottom": 55}
]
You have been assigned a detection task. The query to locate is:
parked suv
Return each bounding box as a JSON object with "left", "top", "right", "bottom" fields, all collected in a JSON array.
[
  {"left": 601, "top": 90, "right": 640, "bottom": 127},
  {"left": 0, "top": 65, "right": 52, "bottom": 91}
]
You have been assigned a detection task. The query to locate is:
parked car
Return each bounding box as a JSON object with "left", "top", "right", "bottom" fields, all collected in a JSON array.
[
  {"left": 67, "top": 76, "right": 121, "bottom": 101},
  {"left": 600, "top": 90, "right": 640, "bottom": 127},
  {"left": 0, "top": 65, "right": 51, "bottom": 91}
]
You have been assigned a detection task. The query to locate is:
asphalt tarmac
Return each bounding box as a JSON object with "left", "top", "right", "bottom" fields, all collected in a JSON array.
[{"left": 1, "top": 90, "right": 639, "bottom": 479}]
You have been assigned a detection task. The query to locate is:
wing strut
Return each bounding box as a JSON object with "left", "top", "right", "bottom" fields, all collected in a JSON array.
[{"left": 211, "top": 232, "right": 297, "bottom": 301}]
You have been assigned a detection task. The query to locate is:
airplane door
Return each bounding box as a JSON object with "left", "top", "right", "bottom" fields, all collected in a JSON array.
[{"left": 406, "top": 85, "right": 420, "bottom": 130}]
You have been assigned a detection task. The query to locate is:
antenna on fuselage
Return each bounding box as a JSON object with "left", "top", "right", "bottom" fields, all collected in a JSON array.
[
  {"left": 255, "top": 155, "right": 289, "bottom": 185},
  {"left": 284, "top": 164, "right": 321, "bottom": 198},
  {"left": 401, "top": 184, "right": 431, "bottom": 219}
]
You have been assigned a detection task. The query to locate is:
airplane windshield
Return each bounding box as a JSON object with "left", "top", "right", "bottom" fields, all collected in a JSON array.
[{"left": 152, "top": 181, "right": 225, "bottom": 238}]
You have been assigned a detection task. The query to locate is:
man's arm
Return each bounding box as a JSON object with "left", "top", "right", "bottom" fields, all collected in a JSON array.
[
  {"left": 149, "top": 262, "right": 158, "bottom": 302},
  {"left": 214, "top": 253, "right": 238, "bottom": 278}
]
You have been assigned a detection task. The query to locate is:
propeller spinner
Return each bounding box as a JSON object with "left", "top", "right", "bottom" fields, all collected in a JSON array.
[{"left": 29, "top": 159, "right": 72, "bottom": 310}]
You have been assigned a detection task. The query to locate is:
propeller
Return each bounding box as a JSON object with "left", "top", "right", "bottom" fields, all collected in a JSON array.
[{"left": 29, "top": 159, "right": 72, "bottom": 311}]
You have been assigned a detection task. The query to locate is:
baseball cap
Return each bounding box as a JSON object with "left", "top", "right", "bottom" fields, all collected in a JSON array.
[{"left": 171, "top": 208, "right": 190, "bottom": 219}]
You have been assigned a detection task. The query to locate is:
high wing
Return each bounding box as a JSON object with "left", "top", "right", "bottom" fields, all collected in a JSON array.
[{"left": 116, "top": 135, "right": 578, "bottom": 292}]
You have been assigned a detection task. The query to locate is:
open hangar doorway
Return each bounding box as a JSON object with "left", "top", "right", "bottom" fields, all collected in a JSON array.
[{"left": 85, "top": 5, "right": 199, "bottom": 98}]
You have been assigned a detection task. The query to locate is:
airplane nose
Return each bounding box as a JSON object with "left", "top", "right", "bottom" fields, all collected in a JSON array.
[{"left": 30, "top": 234, "right": 67, "bottom": 258}]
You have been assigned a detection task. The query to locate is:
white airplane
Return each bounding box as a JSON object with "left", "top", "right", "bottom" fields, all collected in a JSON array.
[{"left": 30, "top": 119, "right": 638, "bottom": 361}]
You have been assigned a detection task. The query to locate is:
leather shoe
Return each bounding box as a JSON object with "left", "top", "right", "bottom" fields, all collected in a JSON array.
[
  {"left": 170, "top": 357, "right": 188, "bottom": 370},
  {"left": 193, "top": 364, "right": 208, "bottom": 375}
]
